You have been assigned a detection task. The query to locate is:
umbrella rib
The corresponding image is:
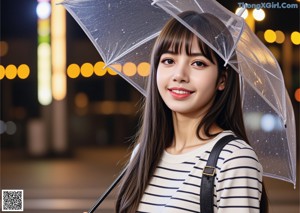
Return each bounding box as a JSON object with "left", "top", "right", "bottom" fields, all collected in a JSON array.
[
  {"left": 237, "top": 48, "right": 285, "bottom": 113},
  {"left": 165, "top": 1, "right": 183, "bottom": 13},
  {"left": 232, "top": 53, "right": 284, "bottom": 120},
  {"left": 235, "top": 25, "right": 286, "bottom": 121},
  {"left": 106, "top": 32, "right": 161, "bottom": 66},
  {"left": 192, "top": 0, "right": 204, "bottom": 12},
  {"left": 224, "top": 21, "right": 245, "bottom": 66},
  {"left": 237, "top": 50, "right": 283, "bottom": 82}
]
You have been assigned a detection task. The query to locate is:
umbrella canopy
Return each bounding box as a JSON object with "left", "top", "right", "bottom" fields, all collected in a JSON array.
[{"left": 61, "top": 0, "right": 297, "bottom": 186}]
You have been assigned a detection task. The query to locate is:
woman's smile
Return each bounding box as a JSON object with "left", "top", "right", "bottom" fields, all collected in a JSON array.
[{"left": 168, "top": 87, "right": 194, "bottom": 99}]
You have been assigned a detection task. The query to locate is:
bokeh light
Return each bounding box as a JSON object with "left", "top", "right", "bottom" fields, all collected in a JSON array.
[
  {"left": 275, "top": 30, "right": 285, "bottom": 44},
  {"left": 17, "top": 64, "right": 30, "bottom": 79},
  {"left": 0, "top": 120, "right": 6, "bottom": 134},
  {"left": 36, "top": 1, "right": 51, "bottom": 19},
  {"left": 6, "top": 121, "right": 17, "bottom": 135},
  {"left": 110, "top": 64, "right": 122, "bottom": 73},
  {"left": 235, "top": 7, "right": 248, "bottom": 19},
  {"left": 252, "top": 9, "right": 265, "bottom": 21},
  {"left": 264, "top": 29, "right": 276, "bottom": 43},
  {"left": 94, "top": 61, "right": 106, "bottom": 76},
  {"left": 291, "top": 31, "right": 300, "bottom": 45},
  {"left": 295, "top": 88, "right": 300, "bottom": 102},
  {"left": 123, "top": 62, "right": 137, "bottom": 76},
  {"left": 244, "top": 112, "right": 261, "bottom": 131},
  {"left": 6, "top": 64, "right": 17, "bottom": 79},
  {"left": 137, "top": 62, "right": 150, "bottom": 77},
  {"left": 67, "top": 63, "right": 80, "bottom": 78},
  {"left": 75, "top": 92, "right": 89, "bottom": 108},
  {"left": 0, "top": 65, "right": 5, "bottom": 80},
  {"left": 107, "top": 66, "right": 118, "bottom": 76},
  {"left": 0, "top": 41, "right": 8, "bottom": 57},
  {"left": 261, "top": 114, "right": 275, "bottom": 132},
  {"left": 81, "top": 63, "right": 94, "bottom": 77}
]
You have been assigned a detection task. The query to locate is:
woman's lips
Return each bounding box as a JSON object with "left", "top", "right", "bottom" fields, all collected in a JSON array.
[{"left": 168, "top": 87, "right": 194, "bottom": 99}]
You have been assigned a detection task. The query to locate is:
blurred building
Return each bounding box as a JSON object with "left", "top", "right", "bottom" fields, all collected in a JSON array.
[{"left": 0, "top": 0, "right": 299, "bottom": 156}]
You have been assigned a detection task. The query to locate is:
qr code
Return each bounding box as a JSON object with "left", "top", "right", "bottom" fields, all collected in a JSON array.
[{"left": 2, "top": 190, "right": 24, "bottom": 212}]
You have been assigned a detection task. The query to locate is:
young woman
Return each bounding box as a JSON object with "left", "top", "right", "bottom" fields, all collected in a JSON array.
[{"left": 116, "top": 11, "right": 268, "bottom": 213}]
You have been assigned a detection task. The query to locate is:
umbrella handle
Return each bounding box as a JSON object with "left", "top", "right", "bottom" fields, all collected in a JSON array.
[{"left": 86, "top": 168, "right": 127, "bottom": 213}]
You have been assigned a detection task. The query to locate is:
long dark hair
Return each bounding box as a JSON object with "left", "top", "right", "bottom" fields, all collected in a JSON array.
[{"left": 116, "top": 11, "right": 268, "bottom": 213}]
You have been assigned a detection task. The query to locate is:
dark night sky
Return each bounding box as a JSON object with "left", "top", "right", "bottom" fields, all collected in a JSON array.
[{"left": 1, "top": 0, "right": 299, "bottom": 39}]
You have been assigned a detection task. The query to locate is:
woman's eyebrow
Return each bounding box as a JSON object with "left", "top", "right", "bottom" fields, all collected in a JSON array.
[
  {"left": 189, "top": 52, "right": 204, "bottom": 57},
  {"left": 163, "top": 50, "right": 204, "bottom": 57}
]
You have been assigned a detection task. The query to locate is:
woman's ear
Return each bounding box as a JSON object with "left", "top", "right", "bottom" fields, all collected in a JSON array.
[{"left": 217, "top": 69, "right": 228, "bottom": 91}]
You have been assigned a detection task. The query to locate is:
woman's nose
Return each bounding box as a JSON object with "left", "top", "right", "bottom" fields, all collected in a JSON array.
[{"left": 172, "top": 64, "right": 189, "bottom": 83}]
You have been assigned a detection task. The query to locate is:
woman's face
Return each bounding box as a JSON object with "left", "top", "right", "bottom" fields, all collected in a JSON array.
[{"left": 156, "top": 36, "right": 222, "bottom": 118}]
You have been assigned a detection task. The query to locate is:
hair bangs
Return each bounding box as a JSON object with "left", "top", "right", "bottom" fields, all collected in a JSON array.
[{"left": 157, "top": 20, "right": 217, "bottom": 65}]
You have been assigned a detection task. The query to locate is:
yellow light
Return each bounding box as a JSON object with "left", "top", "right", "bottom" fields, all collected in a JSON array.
[
  {"left": 81, "top": 63, "right": 94, "bottom": 77},
  {"left": 94, "top": 61, "right": 106, "bottom": 76},
  {"left": 38, "top": 16, "right": 50, "bottom": 44},
  {"left": 275, "top": 30, "right": 285, "bottom": 44},
  {"left": 17, "top": 64, "right": 30, "bottom": 79},
  {"left": 264, "top": 30, "right": 276, "bottom": 43},
  {"left": 109, "top": 63, "right": 122, "bottom": 74},
  {"left": 52, "top": 38, "right": 66, "bottom": 73},
  {"left": 6, "top": 64, "right": 17, "bottom": 79},
  {"left": 51, "top": 0, "right": 66, "bottom": 101},
  {"left": 252, "top": 9, "right": 265, "bottom": 21},
  {"left": 52, "top": 72, "right": 67, "bottom": 100},
  {"left": 137, "top": 62, "right": 150, "bottom": 77},
  {"left": 291, "top": 31, "right": 300, "bottom": 45},
  {"left": 75, "top": 92, "right": 89, "bottom": 108},
  {"left": 67, "top": 63, "right": 80, "bottom": 78},
  {"left": 235, "top": 8, "right": 248, "bottom": 19},
  {"left": 123, "top": 62, "right": 137, "bottom": 76},
  {"left": 295, "top": 88, "right": 300, "bottom": 102},
  {"left": 38, "top": 19, "right": 50, "bottom": 36},
  {"left": 0, "top": 65, "right": 5, "bottom": 80},
  {"left": 99, "top": 101, "right": 116, "bottom": 114},
  {"left": 107, "top": 66, "right": 118, "bottom": 76},
  {"left": 38, "top": 43, "right": 52, "bottom": 105},
  {"left": 0, "top": 41, "right": 8, "bottom": 57}
]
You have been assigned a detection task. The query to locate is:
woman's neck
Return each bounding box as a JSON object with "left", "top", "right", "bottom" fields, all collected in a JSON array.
[{"left": 166, "top": 112, "right": 223, "bottom": 155}]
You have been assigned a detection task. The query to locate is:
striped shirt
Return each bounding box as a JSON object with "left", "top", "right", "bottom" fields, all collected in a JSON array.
[{"left": 136, "top": 131, "right": 263, "bottom": 213}]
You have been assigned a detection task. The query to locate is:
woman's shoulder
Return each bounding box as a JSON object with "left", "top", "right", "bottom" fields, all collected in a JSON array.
[
  {"left": 216, "top": 137, "right": 262, "bottom": 178},
  {"left": 217, "top": 131, "right": 261, "bottom": 165},
  {"left": 218, "top": 130, "right": 255, "bottom": 152}
]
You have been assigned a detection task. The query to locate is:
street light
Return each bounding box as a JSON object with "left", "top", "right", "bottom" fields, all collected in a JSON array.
[
  {"left": 252, "top": 9, "right": 265, "bottom": 21},
  {"left": 235, "top": 7, "right": 265, "bottom": 32}
]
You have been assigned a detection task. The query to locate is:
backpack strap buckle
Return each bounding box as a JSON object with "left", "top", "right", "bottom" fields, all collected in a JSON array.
[{"left": 203, "top": 166, "right": 216, "bottom": 177}]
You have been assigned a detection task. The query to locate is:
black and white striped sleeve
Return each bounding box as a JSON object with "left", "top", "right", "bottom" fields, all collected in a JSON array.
[{"left": 216, "top": 145, "right": 263, "bottom": 213}]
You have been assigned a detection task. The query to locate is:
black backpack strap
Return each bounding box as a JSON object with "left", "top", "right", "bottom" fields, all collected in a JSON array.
[{"left": 200, "top": 135, "right": 238, "bottom": 213}]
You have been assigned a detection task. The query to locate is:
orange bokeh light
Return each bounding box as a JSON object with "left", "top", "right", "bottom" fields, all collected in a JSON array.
[{"left": 295, "top": 88, "right": 300, "bottom": 102}]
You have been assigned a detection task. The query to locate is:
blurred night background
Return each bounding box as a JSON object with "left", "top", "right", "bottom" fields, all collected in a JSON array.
[{"left": 1, "top": 0, "right": 299, "bottom": 212}]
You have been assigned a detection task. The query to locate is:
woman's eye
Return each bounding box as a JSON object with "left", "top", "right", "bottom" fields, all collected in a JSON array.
[
  {"left": 192, "top": 61, "right": 207, "bottom": 67},
  {"left": 161, "top": 59, "right": 174, "bottom": 65}
]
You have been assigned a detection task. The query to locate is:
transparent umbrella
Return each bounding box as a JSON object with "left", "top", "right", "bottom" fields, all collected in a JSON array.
[{"left": 60, "top": 0, "right": 296, "bottom": 186}]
